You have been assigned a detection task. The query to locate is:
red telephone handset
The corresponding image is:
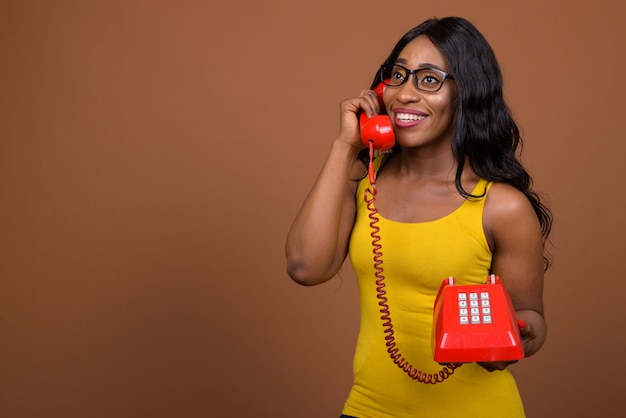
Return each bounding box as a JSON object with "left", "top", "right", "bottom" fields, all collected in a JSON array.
[
  {"left": 432, "top": 275, "right": 525, "bottom": 363},
  {"left": 359, "top": 82, "right": 395, "bottom": 152}
]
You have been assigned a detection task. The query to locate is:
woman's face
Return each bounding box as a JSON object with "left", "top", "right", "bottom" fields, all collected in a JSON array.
[{"left": 383, "top": 35, "right": 457, "bottom": 150}]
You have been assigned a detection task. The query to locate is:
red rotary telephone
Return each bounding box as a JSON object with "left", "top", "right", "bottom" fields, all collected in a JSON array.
[{"left": 432, "top": 274, "right": 525, "bottom": 363}]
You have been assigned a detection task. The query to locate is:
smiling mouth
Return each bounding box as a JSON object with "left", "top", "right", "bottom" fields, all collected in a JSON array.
[{"left": 395, "top": 112, "right": 426, "bottom": 122}]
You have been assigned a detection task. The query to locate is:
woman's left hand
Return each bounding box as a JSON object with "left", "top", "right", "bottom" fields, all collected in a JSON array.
[{"left": 477, "top": 318, "right": 537, "bottom": 372}]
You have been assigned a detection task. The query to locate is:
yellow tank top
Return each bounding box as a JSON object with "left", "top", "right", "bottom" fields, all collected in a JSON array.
[{"left": 343, "top": 156, "right": 525, "bottom": 418}]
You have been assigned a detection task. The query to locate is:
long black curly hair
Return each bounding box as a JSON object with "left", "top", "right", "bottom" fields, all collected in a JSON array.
[{"left": 370, "top": 16, "right": 553, "bottom": 269}]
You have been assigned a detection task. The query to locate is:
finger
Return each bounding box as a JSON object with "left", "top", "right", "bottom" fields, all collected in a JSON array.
[
  {"left": 518, "top": 319, "right": 537, "bottom": 339},
  {"left": 438, "top": 362, "right": 464, "bottom": 367},
  {"left": 478, "top": 360, "right": 516, "bottom": 372},
  {"left": 358, "top": 90, "right": 380, "bottom": 118},
  {"left": 477, "top": 362, "right": 496, "bottom": 372}
]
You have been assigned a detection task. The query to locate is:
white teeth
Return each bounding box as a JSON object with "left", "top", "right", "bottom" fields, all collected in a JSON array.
[{"left": 396, "top": 112, "right": 426, "bottom": 122}]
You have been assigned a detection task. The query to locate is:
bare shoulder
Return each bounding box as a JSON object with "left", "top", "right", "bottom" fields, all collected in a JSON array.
[
  {"left": 483, "top": 182, "right": 542, "bottom": 249},
  {"left": 485, "top": 182, "right": 536, "bottom": 218},
  {"left": 349, "top": 157, "right": 368, "bottom": 181}
]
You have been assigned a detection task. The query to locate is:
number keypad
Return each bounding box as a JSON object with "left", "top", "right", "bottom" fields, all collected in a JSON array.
[{"left": 458, "top": 291, "right": 492, "bottom": 324}]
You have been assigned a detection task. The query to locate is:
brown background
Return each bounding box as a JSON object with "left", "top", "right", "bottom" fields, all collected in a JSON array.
[{"left": 1, "top": 0, "right": 625, "bottom": 417}]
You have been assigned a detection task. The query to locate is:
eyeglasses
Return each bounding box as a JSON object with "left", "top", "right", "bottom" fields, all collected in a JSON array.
[{"left": 379, "top": 64, "right": 454, "bottom": 92}]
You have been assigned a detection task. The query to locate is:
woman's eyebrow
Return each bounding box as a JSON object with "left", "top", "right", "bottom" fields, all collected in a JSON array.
[{"left": 395, "top": 58, "right": 446, "bottom": 71}]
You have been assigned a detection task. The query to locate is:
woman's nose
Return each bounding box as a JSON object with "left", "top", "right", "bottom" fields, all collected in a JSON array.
[{"left": 394, "top": 78, "right": 422, "bottom": 103}]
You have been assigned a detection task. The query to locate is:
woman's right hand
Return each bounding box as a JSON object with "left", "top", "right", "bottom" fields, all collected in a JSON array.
[{"left": 337, "top": 89, "right": 383, "bottom": 150}]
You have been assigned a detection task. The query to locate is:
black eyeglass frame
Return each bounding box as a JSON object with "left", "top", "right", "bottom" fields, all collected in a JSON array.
[{"left": 379, "top": 64, "right": 454, "bottom": 93}]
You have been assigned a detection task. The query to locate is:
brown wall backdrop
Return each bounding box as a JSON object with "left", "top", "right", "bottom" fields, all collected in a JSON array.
[{"left": 1, "top": 0, "right": 625, "bottom": 417}]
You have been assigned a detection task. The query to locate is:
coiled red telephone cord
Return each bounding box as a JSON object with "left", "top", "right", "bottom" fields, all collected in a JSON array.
[{"left": 364, "top": 142, "right": 460, "bottom": 384}]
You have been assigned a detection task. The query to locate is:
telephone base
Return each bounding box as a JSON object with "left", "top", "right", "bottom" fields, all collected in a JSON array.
[
  {"left": 432, "top": 275, "right": 524, "bottom": 363},
  {"left": 433, "top": 330, "right": 524, "bottom": 363}
]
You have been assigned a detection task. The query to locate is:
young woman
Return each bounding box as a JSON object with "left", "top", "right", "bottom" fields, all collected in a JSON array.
[{"left": 286, "top": 16, "right": 552, "bottom": 417}]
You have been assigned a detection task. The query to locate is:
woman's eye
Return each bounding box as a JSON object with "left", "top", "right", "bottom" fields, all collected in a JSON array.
[{"left": 420, "top": 74, "right": 441, "bottom": 85}]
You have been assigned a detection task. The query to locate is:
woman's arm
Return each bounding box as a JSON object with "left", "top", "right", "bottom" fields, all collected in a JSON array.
[
  {"left": 285, "top": 141, "right": 362, "bottom": 286},
  {"left": 481, "top": 182, "right": 547, "bottom": 371},
  {"left": 285, "top": 91, "right": 380, "bottom": 286}
]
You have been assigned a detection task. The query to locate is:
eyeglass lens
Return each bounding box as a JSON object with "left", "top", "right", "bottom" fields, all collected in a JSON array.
[{"left": 382, "top": 65, "right": 447, "bottom": 92}]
